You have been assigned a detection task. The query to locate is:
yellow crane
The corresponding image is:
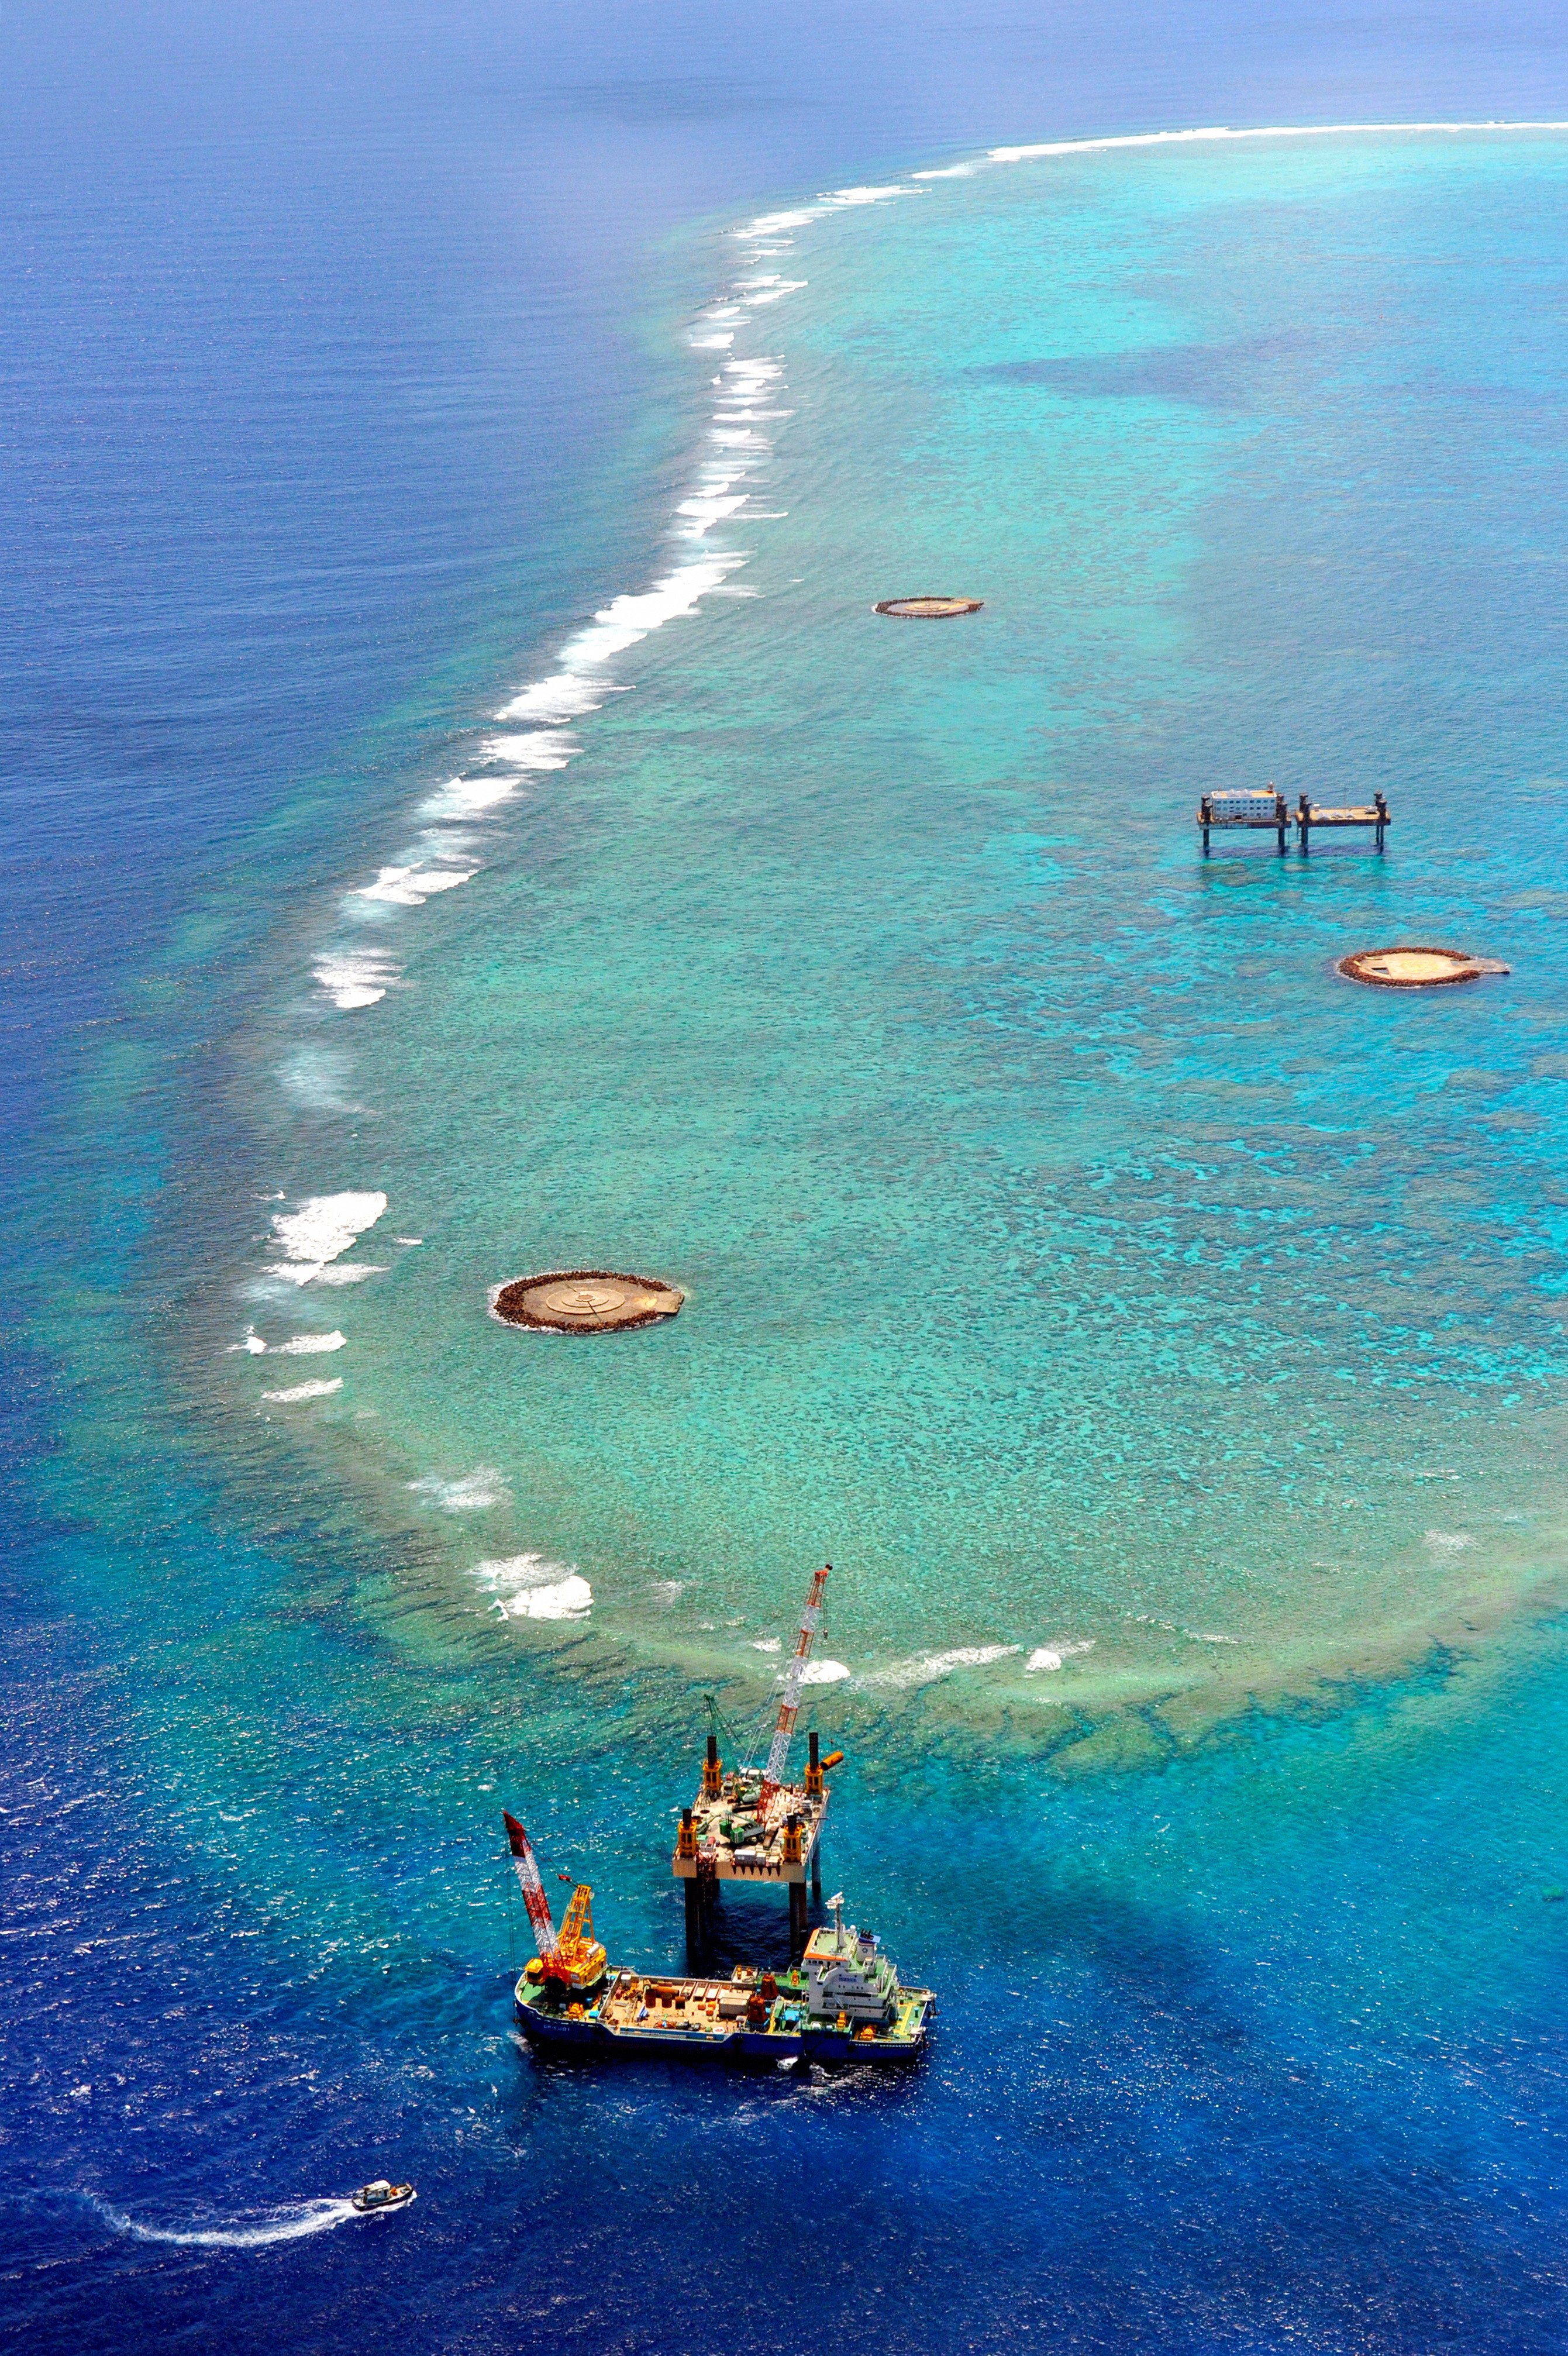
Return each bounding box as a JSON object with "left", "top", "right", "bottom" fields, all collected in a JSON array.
[{"left": 502, "top": 1811, "right": 606, "bottom": 1992}]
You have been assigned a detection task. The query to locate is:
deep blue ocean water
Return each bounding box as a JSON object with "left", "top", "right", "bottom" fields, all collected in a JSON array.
[{"left": 8, "top": 9, "right": 1568, "bottom": 2354}]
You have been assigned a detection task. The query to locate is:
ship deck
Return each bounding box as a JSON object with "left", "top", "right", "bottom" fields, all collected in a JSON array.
[
  {"left": 515, "top": 1966, "right": 931, "bottom": 2063},
  {"left": 673, "top": 1780, "right": 828, "bottom": 1886}
]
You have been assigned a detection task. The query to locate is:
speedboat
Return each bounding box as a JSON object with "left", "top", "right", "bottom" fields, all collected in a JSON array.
[{"left": 351, "top": 2179, "right": 416, "bottom": 2214}]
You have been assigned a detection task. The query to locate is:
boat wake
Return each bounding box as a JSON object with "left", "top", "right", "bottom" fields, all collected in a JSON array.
[{"left": 85, "top": 2192, "right": 363, "bottom": 2249}]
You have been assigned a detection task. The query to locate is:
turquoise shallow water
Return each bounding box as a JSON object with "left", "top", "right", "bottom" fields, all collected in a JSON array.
[
  {"left": 18, "top": 126, "right": 1568, "bottom": 2350},
  {"left": 185, "top": 129, "right": 1568, "bottom": 1744}
]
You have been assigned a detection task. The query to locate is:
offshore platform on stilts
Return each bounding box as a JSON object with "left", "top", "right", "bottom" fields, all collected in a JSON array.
[
  {"left": 499, "top": 1562, "right": 936, "bottom": 2071},
  {"left": 673, "top": 1563, "right": 843, "bottom": 1957}
]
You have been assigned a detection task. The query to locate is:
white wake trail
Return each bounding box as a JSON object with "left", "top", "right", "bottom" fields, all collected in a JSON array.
[{"left": 90, "top": 2193, "right": 363, "bottom": 2249}]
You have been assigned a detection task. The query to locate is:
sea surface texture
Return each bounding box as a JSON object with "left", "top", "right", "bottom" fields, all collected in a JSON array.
[{"left": 9, "top": 20, "right": 1568, "bottom": 2349}]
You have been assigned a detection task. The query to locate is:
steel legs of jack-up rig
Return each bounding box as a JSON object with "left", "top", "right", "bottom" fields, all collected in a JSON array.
[
  {"left": 684, "top": 1862, "right": 719, "bottom": 1963},
  {"left": 683, "top": 1838, "right": 823, "bottom": 1966}
]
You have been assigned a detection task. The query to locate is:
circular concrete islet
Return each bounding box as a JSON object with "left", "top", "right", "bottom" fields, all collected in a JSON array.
[
  {"left": 1338, "top": 945, "right": 1511, "bottom": 990},
  {"left": 873, "top": 595, "right": 984, "bottom": 619},
  {"left": 490, "top": 1270, "right": 684, "bottom": 1334}
]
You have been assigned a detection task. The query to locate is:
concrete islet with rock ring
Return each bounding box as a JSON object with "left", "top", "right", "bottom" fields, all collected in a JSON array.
[
  {"left": 490, "top": 1269, "right": 685, "bottom": 1334},
  {"left": 1337, "top": 945, "right": 1511, "bottom": 989},
  {"left": 873, "top": 595, "right": 984, "bottom": 618}
]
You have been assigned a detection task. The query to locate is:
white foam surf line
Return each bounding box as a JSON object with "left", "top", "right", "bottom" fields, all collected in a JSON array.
[
  {"left": 302, "top": 191, "right": 918, "bottom": 1021},
  {"left": 987, "top": 119, "right": 1568, "bottom": 163}
]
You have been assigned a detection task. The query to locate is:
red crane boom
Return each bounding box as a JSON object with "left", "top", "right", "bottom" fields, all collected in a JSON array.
[
  {"left": 502, "top": 1811, "right": 559, "bottom": 1958},
  {"left": 757, "top": 1563, "right": 829, "bottom": 1817}
]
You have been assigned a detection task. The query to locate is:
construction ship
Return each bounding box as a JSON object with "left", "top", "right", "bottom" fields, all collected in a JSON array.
[
  {"left": 674, "top": 1563, "right": 843, "bottom": 1952},
  {"left": 505, "top": 1814, "right": 931, "bottom": 2065}
]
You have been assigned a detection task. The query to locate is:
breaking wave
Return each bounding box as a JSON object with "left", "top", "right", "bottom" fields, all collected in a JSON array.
[
  {"left": 1026, "top": 1641, "right": 1096, "bottom": 1674},
  {"left": 312, "top": 948, "right": 400, "bottom": 1011},
  {"left": 860, "top": 1645, "right": 1019, "bottom": 1691},
  {"left": 266, "top": 1193, "right": 387, "bottom": 1285},
  {"left": 409, "top": 1469, "right": 508, "bottom": 1511},
  {"left": 470, "top": 1554, "right": 593, "bottom": 1621}
]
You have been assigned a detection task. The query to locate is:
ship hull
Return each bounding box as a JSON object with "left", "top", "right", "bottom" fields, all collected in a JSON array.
[{"left": 514, "top": 1989, "right": 929, "bottom": 2066}]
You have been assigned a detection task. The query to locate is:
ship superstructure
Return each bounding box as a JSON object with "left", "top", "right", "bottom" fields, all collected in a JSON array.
[{"left": 802, "top": 1895, "right": 902, "bottom": 2025}]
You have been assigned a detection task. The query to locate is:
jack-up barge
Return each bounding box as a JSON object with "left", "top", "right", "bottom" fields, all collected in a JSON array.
[
  {"left": 505, "top": 1814, "right": 930, "bottom": 2066},
  {"left": 674, "top": 1563, "right": 843, "bottom": 1952}
]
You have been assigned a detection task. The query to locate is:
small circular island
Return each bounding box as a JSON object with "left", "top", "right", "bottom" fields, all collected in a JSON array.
[
  {"left": 1337, "top": 946, "right": 1510, "bottom": 990},
  {"left": 491, "top": 1270, "right": 684, "bottom": 1335},
  {"left": 873, "top": 595, "right": 984, "bottom": 619}
]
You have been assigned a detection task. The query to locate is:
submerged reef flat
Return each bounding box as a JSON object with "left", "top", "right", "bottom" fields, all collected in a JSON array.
[{"left": 217, "top": 128, "right": 1568, "bottom": 1742}]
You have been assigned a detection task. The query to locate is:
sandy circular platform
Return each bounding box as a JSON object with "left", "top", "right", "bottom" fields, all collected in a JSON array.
[
  {"left": 873, "top": 595, "right": 984, "bottom": 619},
  {"left": 1338, "top": 946, "right": 1507, "bottom": 988},
  {"left": 491, "top": 1270, "right": 685, "bottom": 1334}
]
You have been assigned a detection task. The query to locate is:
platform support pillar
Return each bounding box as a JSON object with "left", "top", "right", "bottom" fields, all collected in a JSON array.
[
  {"left": 789, "top": 1879, "right": 807, "bottom": 1957},
  {"left": 684, "top": 1876, "right": 703, "bottom": 1956}
]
